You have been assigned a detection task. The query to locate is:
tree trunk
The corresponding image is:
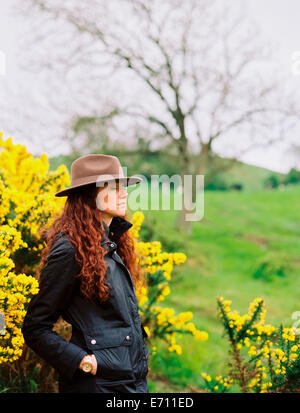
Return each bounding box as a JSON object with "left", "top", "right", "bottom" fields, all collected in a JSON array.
[
  {"left": 176, "top": 142, "right": 210, "bottom": 232},
  {"left": 198, "top": 142, "right": 210, "bottom": 177}
]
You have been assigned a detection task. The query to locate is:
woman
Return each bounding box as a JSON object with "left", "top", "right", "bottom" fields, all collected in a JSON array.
[{"left": 21, "top": 154, "right": 149, "bottom": 393}]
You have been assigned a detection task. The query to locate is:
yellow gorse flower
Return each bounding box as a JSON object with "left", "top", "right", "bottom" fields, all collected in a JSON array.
[
  {"left": 216, "top": 296, "right": 300, "bottom": 393},
  {"left": 0, "top": 133, "right": 71, "bottom": 363}
]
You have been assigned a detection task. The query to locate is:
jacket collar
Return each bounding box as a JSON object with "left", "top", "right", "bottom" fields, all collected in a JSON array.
[
  {"left": 101, "top": 216, "right": 133, "bottom": 246},
  {"left": 54, "top": 217, "right": 133, "bottom": 251}
]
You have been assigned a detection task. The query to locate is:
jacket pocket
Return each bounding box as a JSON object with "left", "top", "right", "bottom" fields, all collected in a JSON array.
[{"left": 83, "top": 326, "right": 135, "bottom": 382}]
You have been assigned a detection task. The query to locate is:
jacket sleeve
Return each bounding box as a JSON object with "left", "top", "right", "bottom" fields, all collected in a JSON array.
[{"left": 21, "top": 237, "right": 88, "bottom": 381}]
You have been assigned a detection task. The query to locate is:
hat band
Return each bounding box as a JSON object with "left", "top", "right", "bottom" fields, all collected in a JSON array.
[{"left": 71, "top": 173, "right": 125, "bottom": 187}]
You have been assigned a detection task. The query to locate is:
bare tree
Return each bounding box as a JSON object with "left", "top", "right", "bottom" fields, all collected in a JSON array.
[{"left": 16, "top": 0, "right": 300, "bottom": 231}]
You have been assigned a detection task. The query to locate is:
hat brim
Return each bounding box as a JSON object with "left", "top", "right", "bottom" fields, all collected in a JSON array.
[{"left": 54, "top": 176, "right": 143, "bottom": 197}]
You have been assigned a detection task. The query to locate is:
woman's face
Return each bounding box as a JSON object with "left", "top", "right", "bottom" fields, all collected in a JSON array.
[{"left": 96, "top": 181, "right": 128, "bottom": 218}]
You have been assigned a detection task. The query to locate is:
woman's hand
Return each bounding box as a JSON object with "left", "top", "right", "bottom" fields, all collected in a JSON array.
[{"left": 78, "top": 354, "right": 98, "bottom": 375}]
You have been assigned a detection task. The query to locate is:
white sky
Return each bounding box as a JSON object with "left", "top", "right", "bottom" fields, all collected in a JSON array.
[{"left": 0, "top": 0, "right": 300, "bottom": 173}]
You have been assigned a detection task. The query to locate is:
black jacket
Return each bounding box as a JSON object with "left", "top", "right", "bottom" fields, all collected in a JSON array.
[{"left": 21, "top": 216, "right": 148, "bottom": 392}]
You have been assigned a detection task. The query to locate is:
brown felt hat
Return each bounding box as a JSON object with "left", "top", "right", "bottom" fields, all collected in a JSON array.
[{"left": 54, "top": 154, "right": 142, "bottom": 197}]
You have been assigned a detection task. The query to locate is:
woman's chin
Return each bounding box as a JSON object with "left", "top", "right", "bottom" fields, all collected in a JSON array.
[{"left": 112, "top": 209, "right": 126, "bottom": 217}]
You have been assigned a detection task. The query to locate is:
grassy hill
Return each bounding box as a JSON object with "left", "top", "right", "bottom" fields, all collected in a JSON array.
[
  {"left": 135, "top": 184, "right": 300, "bottom": 392},
  {"left": 221, "top": 161, "right": 285, "bottom": 192}
]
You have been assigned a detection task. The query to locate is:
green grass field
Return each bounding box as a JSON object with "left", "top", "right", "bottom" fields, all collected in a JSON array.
[{"left": 130, "top": 184, "right": 300, "bottom": 392}]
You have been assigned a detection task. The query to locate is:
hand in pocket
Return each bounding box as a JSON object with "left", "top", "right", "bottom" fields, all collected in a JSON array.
[
  {"left": 90, "top": 354, "right": 98, "bottom": 375},
  {"left": 79, "top": 354, "right": 98, "bottom": 375}
]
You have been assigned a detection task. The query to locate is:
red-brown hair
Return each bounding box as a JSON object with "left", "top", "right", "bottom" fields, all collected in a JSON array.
[{"left": 36, "top": 183, "right": 146, "bottom": 303}]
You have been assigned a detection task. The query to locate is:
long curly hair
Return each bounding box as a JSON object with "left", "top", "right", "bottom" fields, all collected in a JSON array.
[{"left": 36, "top": 183, "right": 146, "bottom": 304}]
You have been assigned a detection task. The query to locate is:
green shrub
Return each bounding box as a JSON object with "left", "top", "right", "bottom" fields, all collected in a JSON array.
[{"left": 252, "top": 252, "right": 291, "bottom": 281}]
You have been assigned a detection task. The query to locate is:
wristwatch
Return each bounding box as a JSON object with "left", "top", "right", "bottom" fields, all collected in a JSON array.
[{"left": 81, "top": 355, "right": 93, "bottom": 373}]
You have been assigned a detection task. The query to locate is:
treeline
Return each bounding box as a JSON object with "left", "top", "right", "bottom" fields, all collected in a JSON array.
[
  {"left": 264, "top": 168, "right": 300, "bottom": 189},
  {"left": 49, "top": 148, "right": 290, "bottom": 192}
]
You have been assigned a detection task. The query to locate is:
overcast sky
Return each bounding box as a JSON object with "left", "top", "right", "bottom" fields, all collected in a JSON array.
[{"left": 0, "top": 0, "right": 300, "bottom": 173}]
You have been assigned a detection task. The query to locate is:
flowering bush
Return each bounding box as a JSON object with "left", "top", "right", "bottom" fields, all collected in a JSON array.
[
  {"left": 0, "top": 228, "right": 39, "bottom": 364},
  {"left": 0, "top": 133, "right": 73, "bottom": 391},
  {"left": 202, "top": 297, "right": 300, "bottom": 393}
]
